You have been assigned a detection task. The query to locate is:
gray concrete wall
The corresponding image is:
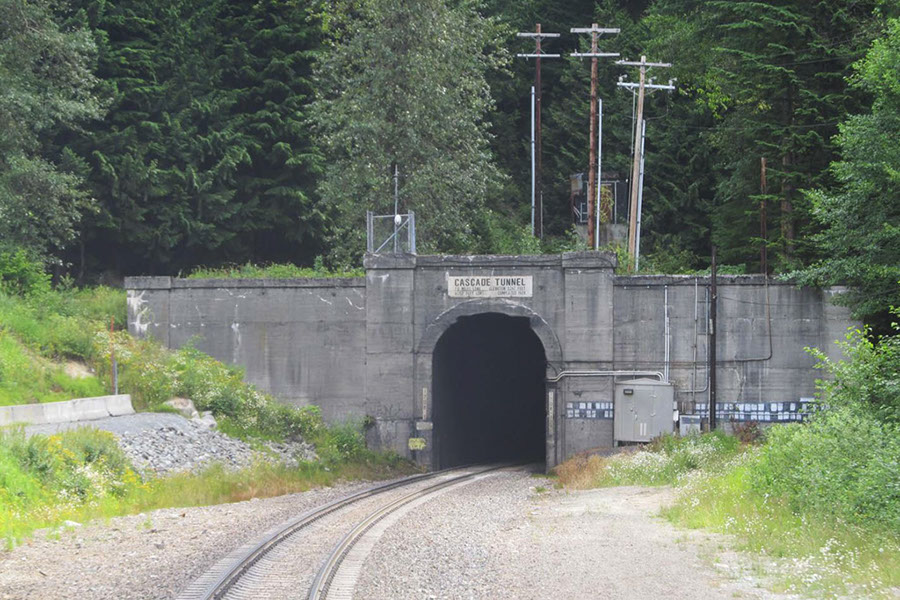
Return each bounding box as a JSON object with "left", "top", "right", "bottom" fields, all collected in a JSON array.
[
  {"left": 124, "top": 276, "right": 367, "bottom": 422},
  {"left": 613, "top": 275, "right": 854, "bottom": 424},
  {"left": 125, "top": 258, "right": 856, "bottom": 468}
]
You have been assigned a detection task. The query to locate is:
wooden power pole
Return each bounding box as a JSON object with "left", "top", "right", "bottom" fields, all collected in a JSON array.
[
  {"left": 517, "top": 25, "right": 560, "bottom": 239},
  {"left": 616, "top": 56, "right": 673, "bottom": 269},
  {"left": 570, "top": 24, "right": 619, "bottom": 249}
]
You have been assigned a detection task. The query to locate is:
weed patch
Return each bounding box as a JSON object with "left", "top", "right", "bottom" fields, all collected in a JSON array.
[
  {"left": 556, "top": 432, "right": 740, "bottom": 489},
  {"left": 187, "top": 261, "right": 363, "bottom": 280}
]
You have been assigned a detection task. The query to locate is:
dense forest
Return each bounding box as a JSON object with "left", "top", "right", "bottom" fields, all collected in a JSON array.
[{"left": 1, "top": 0, "right": 898, "bottom": 321}]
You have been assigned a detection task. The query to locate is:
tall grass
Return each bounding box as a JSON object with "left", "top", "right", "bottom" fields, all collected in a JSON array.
[
  {"left": 663, "top": 446, "right": 900, "bottom": 597},
  {"left": 0, "top": 426, "right": 416, "bottom": 547},
  {"left": 556, "top": 432, "right": 740, "bottom": 489}
]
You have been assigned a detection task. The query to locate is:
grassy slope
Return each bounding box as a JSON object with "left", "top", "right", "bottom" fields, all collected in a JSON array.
[{"left": 0, "top": 281, "right": 416, "bottom": 548}]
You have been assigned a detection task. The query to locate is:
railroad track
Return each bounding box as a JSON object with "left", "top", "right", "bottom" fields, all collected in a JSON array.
[{"left": 177, "top": 464, "right": 512, "bottom": 600}]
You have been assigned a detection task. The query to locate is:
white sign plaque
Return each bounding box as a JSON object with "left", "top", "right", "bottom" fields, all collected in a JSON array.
[{"left": 447, "top": 275, "right": 533, "bottom": 298}]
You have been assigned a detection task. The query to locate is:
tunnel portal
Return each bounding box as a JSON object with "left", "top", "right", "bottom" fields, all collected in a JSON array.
[{"left": 432, "top": 313, "right": 547, "bottom": 468}]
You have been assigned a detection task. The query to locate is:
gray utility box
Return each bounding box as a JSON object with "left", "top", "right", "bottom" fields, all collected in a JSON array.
[{"left": 614, "top": 379, "right": 676, "bottom": 443}]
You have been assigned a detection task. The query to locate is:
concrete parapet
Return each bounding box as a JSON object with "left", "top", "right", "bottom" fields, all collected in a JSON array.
[{"left": 0, "top": 395, "right": 134, "bottom": 427}]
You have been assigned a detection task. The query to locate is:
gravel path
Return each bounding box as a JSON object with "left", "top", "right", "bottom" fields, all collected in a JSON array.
[{"left": 355, "top": 468, "right": 793, "bottom": 600}]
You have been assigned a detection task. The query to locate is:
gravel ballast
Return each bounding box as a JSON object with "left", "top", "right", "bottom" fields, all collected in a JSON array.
[{"left": 0, "top": 480, "right": 382, "bottom": 600}]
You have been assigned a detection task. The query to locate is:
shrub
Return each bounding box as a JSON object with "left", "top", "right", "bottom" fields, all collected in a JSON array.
[
  {"left": 749, "top": 405, "right": 900, "bottom": 532},
  {"left": 93, "top": 331, "right": 329, "bottom": 442},
  {"left": 187, "top": 261, "right": 363, "bottom": 279},
  {"left": 809, "top": 320, "right": 900, "bottom": 426},
  {"left": 0, "top": 250, "right": 50, "bottom": 297}
]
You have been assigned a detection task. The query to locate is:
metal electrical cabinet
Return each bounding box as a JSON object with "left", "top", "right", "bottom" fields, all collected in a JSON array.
[{"left": 614, "top": 379, "right": 676, "bottom": 443}]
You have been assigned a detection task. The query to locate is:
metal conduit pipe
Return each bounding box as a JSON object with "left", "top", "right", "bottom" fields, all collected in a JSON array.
[
  {"left": 546, "top": 370, "right": 665, "bottom": 383},
  {"left": 662, "top": 286, "right": 667, "bottom": 379}
]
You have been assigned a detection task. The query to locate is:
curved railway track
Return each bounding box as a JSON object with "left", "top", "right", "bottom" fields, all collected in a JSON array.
[{"left": 177, "top": 464, "right": 513, "bottom": 600}]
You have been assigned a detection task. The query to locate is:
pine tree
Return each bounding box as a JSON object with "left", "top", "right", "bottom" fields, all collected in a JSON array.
[
  {"left": 649, "top": 0, "right": 883, "bottom": 270},
  {"left": 67, "top": 0, "right": 326, "bottom": 275}
]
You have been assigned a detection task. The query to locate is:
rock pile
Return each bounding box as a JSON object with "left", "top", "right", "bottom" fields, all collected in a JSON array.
[{"left": 116, "top": 418, "right": 317, "bottom": 475}]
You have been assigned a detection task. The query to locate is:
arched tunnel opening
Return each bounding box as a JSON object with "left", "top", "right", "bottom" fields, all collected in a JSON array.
[{"left": 432, "top": 313, "right": 547, "bottom": 469}]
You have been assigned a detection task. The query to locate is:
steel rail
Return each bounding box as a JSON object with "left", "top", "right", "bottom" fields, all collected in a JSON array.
[
  {"left": 308, "top": 463, "right": 513, "bottom": 600},
  {"left": 177, "top": 467, "right": 474, "bottom": 600}
]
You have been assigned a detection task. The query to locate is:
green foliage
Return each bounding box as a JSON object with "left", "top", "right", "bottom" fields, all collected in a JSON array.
[
  {"left": 0, "top": 250, "right": 51, "bottom": 296},
  {"left": 470, "top": 210, "right": 542, "bottom": 255},
  {"left": 666, "top": 450, "right": 900, "bottom": 598},
  {"left": 187, "top": 262, "right": 363, "bottom": 280},
  {"left": 0, "top": 261, "right": 122, "bottom": 405},
  {"left": 0, "top": 285, "right": 125, "bottom": 361},
  {"left": 0, "top": 426, "right": 417, "bottom": 547},
  {"left": 647, "top": 0, "right": 883, "bottom": 272},
  {"left": 0, "top": 427, "right": 138, "bottom": 542},
  {"left": 92, "top": 332, "right": 327, "bottom": 441},
  {"left": 574, "top": 313, "right": 900, "bottom": 597},
  {"left": 312, "top": 0, "right": 508, "bottom": 264},
  {"left": 0, "top": 0, "right": 102, "bottom": 260},
  {"left": 0, "top": 333, "right": 106, "bottom": 406},
  {"left": 66, "top": 0, "right": 327, "bottom": 275},
  {"left": 809, "top": 319, "right": 900, "bottom": 425},
  {"left": 790, "top": 19, "right": 900, "bottom": 321},
  {"left": 750, "top": 407, "right": 900, "bottom": 532},
  {"left": 314, "top": 421, "right": 367, "bottom": 466}
]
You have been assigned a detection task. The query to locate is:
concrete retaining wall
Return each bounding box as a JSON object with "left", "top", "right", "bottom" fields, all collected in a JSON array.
[
  {"left": 0, "top": 395, "right": 134, "bottom": 427},
  {"left": 125, "top": 255, "right": 855, "bottom": 466},
  {"left": 124, "top": 276, "right": 367, "bottom": 422},
  {"left": 613, "top": 276, "right": 852, "bottom": 421}
]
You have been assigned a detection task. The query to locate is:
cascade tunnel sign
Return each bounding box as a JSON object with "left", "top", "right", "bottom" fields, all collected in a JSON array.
[{"left": 447, "top": 275, "right": 533, "bottom": 298}]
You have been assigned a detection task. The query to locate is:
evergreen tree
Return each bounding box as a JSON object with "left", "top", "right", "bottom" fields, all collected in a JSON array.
[
  {"left": 311, "top": 0, "right": 506, "bottom": 265},
  {"left": 67, "top": 0, "right": 325, "bottom": 276},
  {"left": 792, "top": 18, "right": 900, "bottom": 323},
  {"left": 648, "top": 0, "right": 883, "bottom": 271},
  {"left": 0, "top": 0, "right": 102, "bottom": 260}
]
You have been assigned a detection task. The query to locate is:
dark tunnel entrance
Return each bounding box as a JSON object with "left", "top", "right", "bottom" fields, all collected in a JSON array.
[{"left": 432, "top": 313, "right": 547, "bottom": 469}]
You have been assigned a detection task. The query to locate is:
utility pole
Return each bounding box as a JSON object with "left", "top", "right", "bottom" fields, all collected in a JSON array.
[
  {"left": 517, "top": 25, "right": 560, "bottom": 239},
  {"left": 616, "top": 56, "right": 674, "bottom": 270},
  {"left": 709, "top": 244, "right": 718, "bottom": 431},
  {"left": 634, "top": 119, "right": 647, "bottom": 270},
  {"left": 570, "top": 24, "right": 619, "bottom": 249},
  {"left": 393, "top": 163, "right": 400, "bottom": 253},
  {"left": 760, "top": 157, "right": 768, "bottom": 275}
]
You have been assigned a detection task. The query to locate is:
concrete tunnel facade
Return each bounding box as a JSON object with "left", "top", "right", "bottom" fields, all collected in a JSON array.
[{"left": 126, "top": 251, "right": 854, "bottom": 470}]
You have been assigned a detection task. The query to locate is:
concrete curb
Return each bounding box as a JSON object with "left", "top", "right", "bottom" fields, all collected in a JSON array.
[{"left": 0, "top": 395, "right": 134, "bottom": 427}]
